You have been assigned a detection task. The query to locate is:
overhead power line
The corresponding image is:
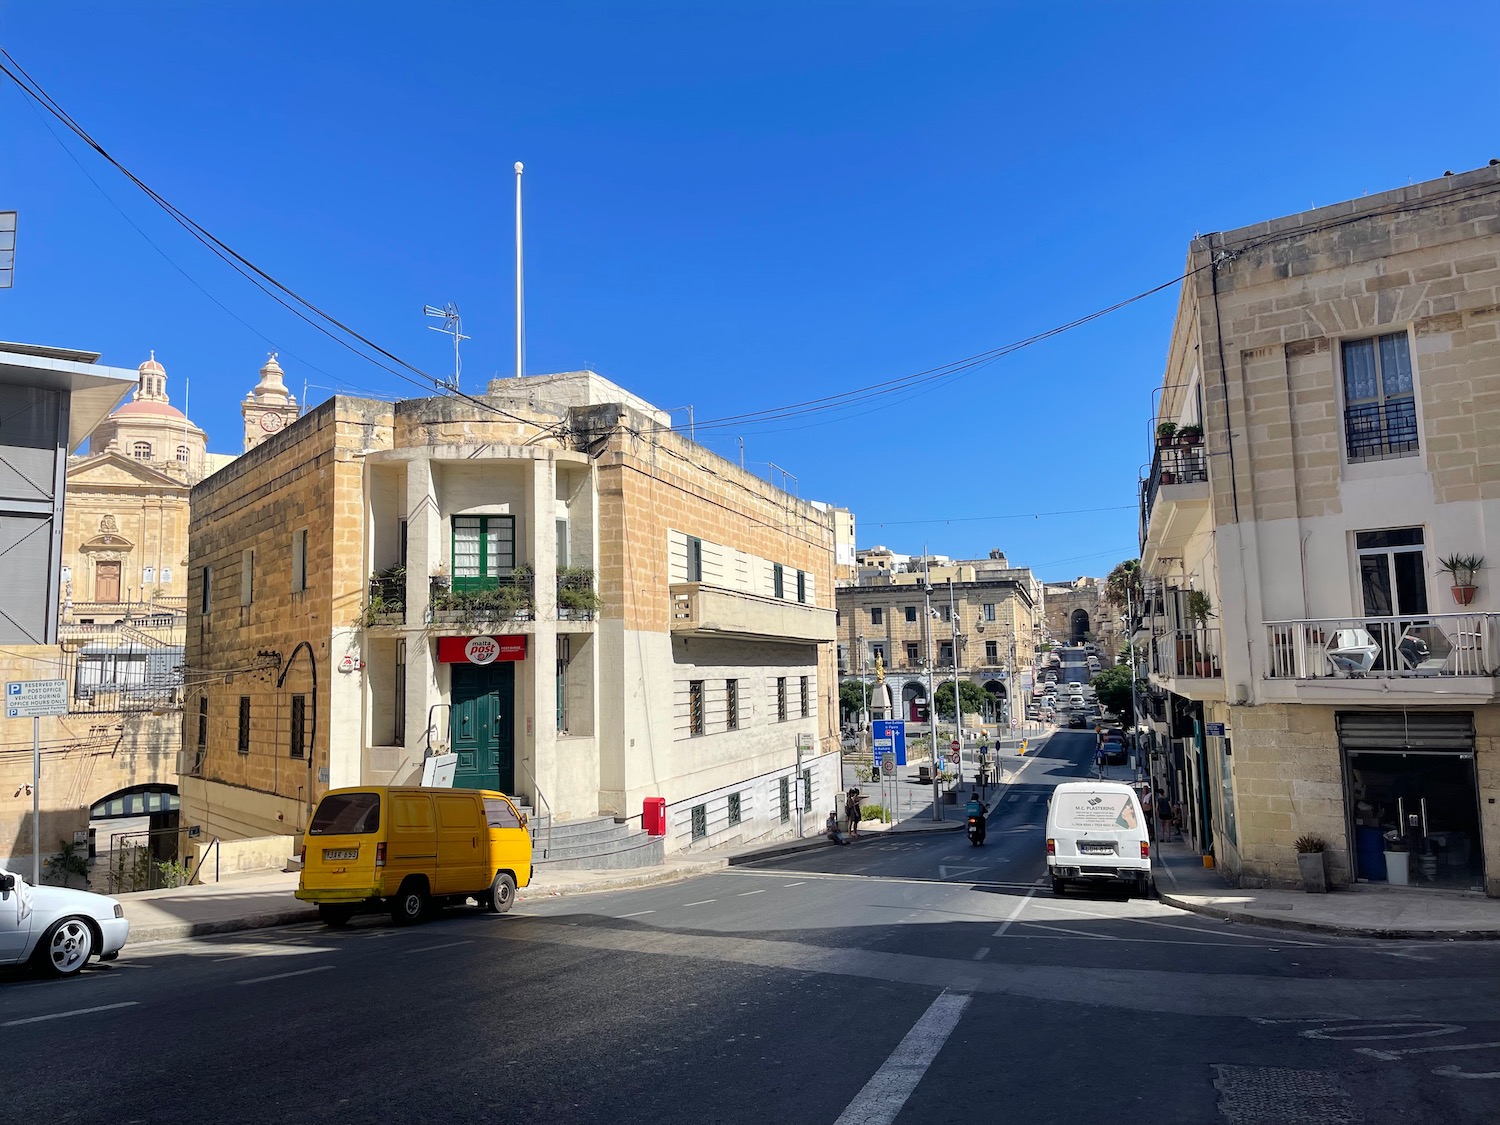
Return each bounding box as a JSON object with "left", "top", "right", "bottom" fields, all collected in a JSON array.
[{"left": 0, "top": 48, "right": 562, "bottom": 437}]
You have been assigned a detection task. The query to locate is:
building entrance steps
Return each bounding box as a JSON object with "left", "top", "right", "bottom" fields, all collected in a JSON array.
[
  {"left": 1153, "top": 840, "right": 1500, "bottom": 939},
  {"left": 530, "top": 814, "right": 666, "bottom": 871}
]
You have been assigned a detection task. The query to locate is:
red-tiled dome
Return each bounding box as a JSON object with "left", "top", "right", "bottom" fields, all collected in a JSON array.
[{"left": 112, "top": 399, "right": 188, "bottom": 421}]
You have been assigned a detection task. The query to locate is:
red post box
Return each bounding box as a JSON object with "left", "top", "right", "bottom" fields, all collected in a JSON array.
[{"left": 642, "top": 797, "right": 667, "bottom": 837}]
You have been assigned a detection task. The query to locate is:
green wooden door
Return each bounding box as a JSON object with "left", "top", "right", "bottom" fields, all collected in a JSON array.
[{"left": 449, "top": 662, "right": 515, "bottom": 793}]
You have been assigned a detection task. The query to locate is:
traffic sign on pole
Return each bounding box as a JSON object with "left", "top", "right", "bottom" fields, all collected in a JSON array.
[{"left": 8, "top": 680, "right": 65, "bottom": 886}]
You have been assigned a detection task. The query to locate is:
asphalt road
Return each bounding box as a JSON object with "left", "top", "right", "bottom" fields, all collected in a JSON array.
[{"left": 6, "top": 715, "right": 1500, "bottom": 1124}]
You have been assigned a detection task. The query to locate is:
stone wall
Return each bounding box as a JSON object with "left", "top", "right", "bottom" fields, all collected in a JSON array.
[{"left": 184, "top": 397, "right": 391, "bottom": 838}]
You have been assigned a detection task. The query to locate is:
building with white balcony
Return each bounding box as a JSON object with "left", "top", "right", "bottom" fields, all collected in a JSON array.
[
  {"left": 1137, "top": 165, "right": 1500, "bottom": 895},
  {"left": 182, "top": 372, "right": 840, "bottom": 861}
]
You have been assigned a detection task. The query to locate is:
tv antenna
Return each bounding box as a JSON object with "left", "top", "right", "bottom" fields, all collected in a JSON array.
[{"left": 423, "top": 302, "right": 469, "bottom": 391}]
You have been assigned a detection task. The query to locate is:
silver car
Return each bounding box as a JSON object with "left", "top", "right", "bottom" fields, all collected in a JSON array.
[{"left": 0, "top": 867, "right": 130, "bottom": 976}]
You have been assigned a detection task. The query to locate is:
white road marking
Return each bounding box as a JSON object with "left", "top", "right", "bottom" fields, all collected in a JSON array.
[
  {"left": 212, "top": 945, "right": 335, "bottom": 963},
  {"left": 783, "top": 882, "right": 805, "bottom": 887},
  {"left": 682, "top": 899, "right": 716, "bottom": 907},
  {"left": 937, "top": 865, "right": 985, "bottom": 880},
  {"left": 992, "top": 888, "right": 1038, "bottom": 937},
  {"left": 4, "top": 1001, "right": 139, "bottom": 1026},
  {"left": 972, "top": 947, "right": 990, "bottom": 961},
  {"left": 236, "top": 965, "right": 335, "bottom": 985},
  {"left": 1433, "top": 1064, "right": 1500, "bottom": 1079},
  {"left": 833, "top": 990, "right": 971, "bottom": 1125},
  {"left": 619, "top": 910, "right": 656, "bottom": 918},
  {"left": 1302, "top": 1022, "right": 1462, "bottom": 1042},
  {"left": 1035, "top": 902, "right": 1327, "bottom": 948},
  {"left": 736, "top": 889, "right": 767, "bottom": 897},
  {"left": 404, "top": 940, "right": 474, "bottom": 954},
  {"left": 1021, "top": 921, "right": 1121, "bottom": 941},
  {"left": 1356, "top": 1040, "right": 1500, "bottom": 1062}
]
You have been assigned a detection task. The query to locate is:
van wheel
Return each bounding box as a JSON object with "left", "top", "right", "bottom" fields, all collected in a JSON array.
[
  {"left": 1051, "top": 877, "right": 1066, "bottom": 897},
  {"left": 487, "top": 872, "right": 516, "bottom": 914},
  {"left": 390, "top": 881, "right": 428, "bottom": 925},
  {"left": 317, "top": 904, "right": 355, "bottom": 928}
]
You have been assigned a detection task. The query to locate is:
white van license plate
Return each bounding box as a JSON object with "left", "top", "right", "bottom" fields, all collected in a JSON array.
[
  {"left": 1079, "top": 843, "right": 1114, "bottom": 855},
  {"left": 323, "top": 849, "right": 358, "bottom": 861}
]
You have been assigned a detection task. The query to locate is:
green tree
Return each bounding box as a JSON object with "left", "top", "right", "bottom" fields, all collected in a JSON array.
[
  {"left": 839, "top": 679, "right": 872, "bottom": 720},
  {"left": 1103, "top": 558, "right": 1143, "bottom": 610},
  {"left": 934, "top": 680, "right": 991, "bottom": 721},
  {"left": 1091, "top": 664, "right": 1134, "bottom": 721}
]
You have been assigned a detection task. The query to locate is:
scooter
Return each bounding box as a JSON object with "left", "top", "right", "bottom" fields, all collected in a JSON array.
[{"left": 966, "top": 814, "right": 986, "bottom": 847}]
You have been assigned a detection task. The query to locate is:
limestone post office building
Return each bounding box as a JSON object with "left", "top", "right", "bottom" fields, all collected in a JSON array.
[{"left": 181, "top": 372, "right": 840, "bottom": 857}]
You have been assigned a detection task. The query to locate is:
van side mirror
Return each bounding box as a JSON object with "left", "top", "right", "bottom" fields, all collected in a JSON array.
[{"left": 0, "top": 873, "right": 14, "bottom": 893}]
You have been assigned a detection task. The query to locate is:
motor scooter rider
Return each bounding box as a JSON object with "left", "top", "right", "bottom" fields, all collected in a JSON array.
[{"left": 964, "top": 788, "right": 986, "bottom": 843}]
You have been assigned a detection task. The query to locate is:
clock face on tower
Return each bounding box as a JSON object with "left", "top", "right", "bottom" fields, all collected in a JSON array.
[{"left": 259, "top": 412, "right": 285, "bottom": 433}]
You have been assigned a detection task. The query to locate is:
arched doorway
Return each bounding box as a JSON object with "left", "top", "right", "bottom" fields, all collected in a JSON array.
[
  {"left": 982, "top": 679, "right": 1006, "bottom": 722},
  {"left": 90, "top": 784, "right": 180, "bottom": 867},
  {"left": 902, "top": 681, "right": 928, "bottom": 723},
  {"left": 1070, "top": 608, "right": 1090, "bottom": 642}
]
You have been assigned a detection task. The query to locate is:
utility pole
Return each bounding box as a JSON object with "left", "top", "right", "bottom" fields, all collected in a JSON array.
[
  {"left": 949, "top": 577, "right": 962, "bottom": 787},
  {"left": 922, "top": 563, "right": 942, "bottom": 821}
]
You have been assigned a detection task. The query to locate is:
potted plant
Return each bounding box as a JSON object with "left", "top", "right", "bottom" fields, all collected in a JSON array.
[
  {"left": 557, "top": 565, "right": 600, "bottom": 619},
  {"left": 1383, "top": 829, "right": 1410, "bottom": 886},
  {"left": 1178, "top": 423, "right": 1203, "bottom": 446},
  {"left": 1438, "top": 553, "right": 1483, "bottom": 606},
  {"left": 1187, "top": 590, "right": 1214, "bottom": 628},
  {"left": 1156, "top": 421, "right": 1178, "bottom": 448},
  {"left": 1294, "top": 834, "right": 1329, "bottom": 893}
]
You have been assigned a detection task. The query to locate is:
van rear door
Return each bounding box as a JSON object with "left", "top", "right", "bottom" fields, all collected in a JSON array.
[
  {"left": 303, "top": 791, "right": 382, "bottom": 898},
  {"left": 1049, "top": 787, "right": 1145, "bottom": 865}
]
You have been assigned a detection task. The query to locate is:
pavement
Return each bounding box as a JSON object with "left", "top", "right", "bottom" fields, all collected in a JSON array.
[{"left": 1155, "top": 838, "right": 1500, "bottom": 939}]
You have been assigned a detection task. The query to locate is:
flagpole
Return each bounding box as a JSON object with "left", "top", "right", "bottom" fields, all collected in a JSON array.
[{"left": 514, "top": 161, "right": 525, "bottom": 380}]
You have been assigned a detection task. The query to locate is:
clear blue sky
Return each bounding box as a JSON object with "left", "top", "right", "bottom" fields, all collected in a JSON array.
[{"left": 3, "top": 2, "right": 1497, "bottom": 581}]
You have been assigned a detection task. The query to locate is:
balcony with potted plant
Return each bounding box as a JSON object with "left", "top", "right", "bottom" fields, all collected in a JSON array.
[
  {"left": 426, "top": 564, "right": 535, "bottom": 629},
  {"left": 1140, "top": 424, "right": 1211, "bottom": 571},
  {"left": 362, "top": 563, "right": 408, "bottom": 627},
  {"left": 557, "top": 566, "right": 601, "bottom": 621},
  {"left": 1439, "top": 553, "right": 1483, "bottom": 606}
]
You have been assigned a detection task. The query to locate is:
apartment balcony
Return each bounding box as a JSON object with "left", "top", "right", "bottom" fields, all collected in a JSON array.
[
  {"left": 426, "top": 572, "right": 536, "bottom": 632},
  {"left": 670, "top": 583, "right": 835, "bottom": 644},
  {"left": 1139, "top": 440, "right": 1210, "bottom": 571},
  {"left": 1262, "top": 613, "right": 1499, "bottom": 705},
  {"left": 1148, "top": 626, "right": 1225, "bottom": 702}
]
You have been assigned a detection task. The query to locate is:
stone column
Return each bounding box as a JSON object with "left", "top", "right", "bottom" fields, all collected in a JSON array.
[
  {"left": 404, "top": 456, "right": 438, "bottom": 751},
  {"left": 526, "top": 455, "right": 558, "bottom": 809}
]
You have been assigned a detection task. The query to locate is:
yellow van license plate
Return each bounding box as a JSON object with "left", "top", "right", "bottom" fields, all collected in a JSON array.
[{"left": 323, "top": 849, "right": 359, "bottom": 861}]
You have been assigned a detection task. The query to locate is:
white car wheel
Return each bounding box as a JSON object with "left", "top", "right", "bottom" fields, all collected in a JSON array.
[{"left": 38, "top": 916, "right": 95, "bottom": 977}]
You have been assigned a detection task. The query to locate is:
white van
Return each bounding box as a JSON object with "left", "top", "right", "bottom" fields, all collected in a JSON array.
[{"left": 1046, "top": 781, "right": 1152, "bottom": 897}]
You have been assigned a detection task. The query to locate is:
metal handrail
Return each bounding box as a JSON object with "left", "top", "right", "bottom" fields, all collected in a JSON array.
[
  {"left": 516, "top": 758, "right": 553, "bottom": 860},
  {"left": 189, "top": 835, "right": 220, "bottom": 885}
]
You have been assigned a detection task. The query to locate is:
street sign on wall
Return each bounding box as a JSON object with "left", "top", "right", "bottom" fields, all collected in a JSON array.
[
  {"left": 5, "top": 680, "right": 67, "bottom": 718},
  {"left": 1206, "top": 722, "right": 1226, "bottom": 737}
]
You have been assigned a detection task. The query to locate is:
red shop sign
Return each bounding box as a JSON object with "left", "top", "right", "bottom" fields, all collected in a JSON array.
[{"left": 437, "top": 635, "right": 528, "bottom": 664}]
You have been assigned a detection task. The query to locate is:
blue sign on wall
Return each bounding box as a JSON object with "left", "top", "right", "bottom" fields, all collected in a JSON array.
[
  {"left": 872, "top": 719, "right": 907, "bottom": 765},
  {"left": 1205, "top": 722, "right": 1226, "bottom": 737}
]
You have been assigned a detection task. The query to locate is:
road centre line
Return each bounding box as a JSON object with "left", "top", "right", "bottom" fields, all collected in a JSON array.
[
  {"left": 405, "top": 940, "right": 474, "bottom": 954},
  {"left": 3, "top": 1001, "right": 138, "bottom": 1027},
  {"left": 993, "top": 888, "right": 1038, "bottom": 937},
  {"left": 213, "top": 946, "right": 334, "bottom": 963},
  {"left": 832, "top": 991, "right": 971, "bottom": 1125},
  {"left": 972, "top": 947, "right": 990, "bottom": 961},
  {"left": 236, "top": 965, "right": 335, "bottom": 985},
  {"left": 682, "top": 899, "right": 716, "bottom": 907},
  {"left": 783, "top": 882, "right": 805, "bottom": 887},
  {"left": 619, "top": 910, "right": 655, "bottom": 918},
  {"left": 736, "top": 889, "right": 767, "bottom": 897}
]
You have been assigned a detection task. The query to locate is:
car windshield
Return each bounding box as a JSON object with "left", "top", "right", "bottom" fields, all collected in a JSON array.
[{"left": 309, "top": 792, "right": 381, "bottom": 835}]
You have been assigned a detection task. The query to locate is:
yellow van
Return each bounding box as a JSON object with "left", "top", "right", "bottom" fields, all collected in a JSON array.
[{"left": 295, "top": 786, "right": 533, "bottom": 927}]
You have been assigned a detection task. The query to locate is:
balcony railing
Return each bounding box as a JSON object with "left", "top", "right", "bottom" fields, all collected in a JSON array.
[
  {"left": 1140, "top": 438, "right": 1208, "bottom": 544},
  {"left": 428, "top": 571, "right": 535, "bottom": 626},
  {"left": 1345, "top": 398, "right": 1418, "bottom": 463},
  {"left": 1264, "top": 614, "right": 1496, "bottom": 680},
  {"left": 1151, "top": 626, "right": 1222, "bottom": 680}
]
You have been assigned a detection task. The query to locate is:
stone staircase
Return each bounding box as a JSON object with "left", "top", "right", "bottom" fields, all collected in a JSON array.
[{"left": 517, "top": 807, "right": 665, "bottom": 872}]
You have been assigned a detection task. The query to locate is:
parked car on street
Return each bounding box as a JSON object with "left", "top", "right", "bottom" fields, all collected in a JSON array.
[
  {"left": 0, "top": 867, "right": 130, "bottom": 976},
  {"left": 1102, "top": 731, "right": 1128, "bottom": 765}
]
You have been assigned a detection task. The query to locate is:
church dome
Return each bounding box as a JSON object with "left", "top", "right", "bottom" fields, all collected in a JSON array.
[{"left": 112, "top": 399, "right": 189, "bottom": 421}]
